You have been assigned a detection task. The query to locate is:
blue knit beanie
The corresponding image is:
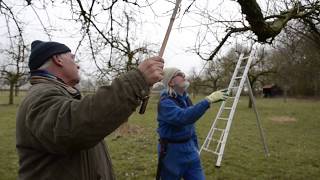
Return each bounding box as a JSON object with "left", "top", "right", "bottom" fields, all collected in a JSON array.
[{"left": 28, "top": 40, "right": 71, "bottom": 70}]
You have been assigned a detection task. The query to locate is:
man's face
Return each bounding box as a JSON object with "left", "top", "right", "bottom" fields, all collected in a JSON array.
[
  {"left": 169, "top": 72, "right": 188, "bottom": 94},
  {"left": 59, "top": 52, "right": 80, "bottom": 85},
  {"left": 171, "top": 74, "right": 185, "bottom": 86}
]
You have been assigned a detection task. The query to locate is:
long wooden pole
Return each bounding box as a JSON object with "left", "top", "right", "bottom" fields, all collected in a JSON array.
[
  {"left": 159, "top": 0, "right": 182, "bottom": 57},
  {"left": 139, "top": 0, "right": 182, "bottom": 114}
]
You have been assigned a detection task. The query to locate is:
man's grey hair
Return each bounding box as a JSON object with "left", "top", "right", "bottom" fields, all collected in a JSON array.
[{"left": 38, "top": 59, "right": 53, "bottom": 70}]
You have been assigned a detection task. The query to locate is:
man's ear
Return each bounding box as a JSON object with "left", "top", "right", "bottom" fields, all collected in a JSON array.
[{"left": 51, "top": 55, "right": 63, "bottom": 67}]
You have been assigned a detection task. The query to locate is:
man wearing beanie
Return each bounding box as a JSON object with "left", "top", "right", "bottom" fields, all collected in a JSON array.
[
  {"left": 16, "top": 40, "right": 164, "bottom": 180},
  {"left": 156, "top": 68, "right": 228, "bottom": 180}
]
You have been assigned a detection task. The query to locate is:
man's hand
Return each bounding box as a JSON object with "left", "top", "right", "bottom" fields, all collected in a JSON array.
[
  {"left": 206, "top": 89, "right": 229, "bottom": 103},
  {"left": 138, "top": 56, "right": 164, "bottom": 86}
]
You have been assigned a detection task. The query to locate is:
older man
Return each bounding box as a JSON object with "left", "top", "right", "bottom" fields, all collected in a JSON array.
[
  {"left": 16, "top": 40, "right": 164, "bottom": 180},
  {"left": 156, "top": 68, "right": 228, "bottom": 180}
]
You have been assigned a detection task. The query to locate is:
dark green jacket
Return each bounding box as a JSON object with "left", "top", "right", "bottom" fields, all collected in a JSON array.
[{"left": 16, "top": 69, "right": 149, "bottom": 180}]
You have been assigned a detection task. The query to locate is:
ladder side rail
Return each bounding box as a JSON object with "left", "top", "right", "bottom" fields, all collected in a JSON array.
[
  {"left": 199, "top": 100, "right": 226, "bottom": 153},
  {"left": 199, "top": 53, "right": 245, "bottom": 154},
  {"left": 226, "top": 53, "right": 245, "bottom": 94},
  {"left": 245, "top": 76, "right": 270, "bottom": 157},
  {"left": 215, "top": 52, "right": 255, "bottom": 167}
]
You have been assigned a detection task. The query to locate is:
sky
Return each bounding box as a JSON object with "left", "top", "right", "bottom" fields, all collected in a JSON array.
[{"left": 0, "top": 0, "right": 245, "bottom": 77}]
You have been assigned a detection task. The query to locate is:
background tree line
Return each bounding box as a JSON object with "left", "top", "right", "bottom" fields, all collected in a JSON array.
[
  {"left": 0, "top": 0, "right": 319, "bottom": 105},
  {"left": 189, "top": 24, "right": 320, "bottom": 100}
]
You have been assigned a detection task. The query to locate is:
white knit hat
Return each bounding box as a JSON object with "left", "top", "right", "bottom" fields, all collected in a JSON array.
[{"left": 162, "top": 67, "right": 183, "bottom": 88}]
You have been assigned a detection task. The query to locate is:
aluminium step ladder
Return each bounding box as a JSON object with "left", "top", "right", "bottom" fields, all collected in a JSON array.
[{"left": 199, "top": 52, "right": 270, "bottom": 167}]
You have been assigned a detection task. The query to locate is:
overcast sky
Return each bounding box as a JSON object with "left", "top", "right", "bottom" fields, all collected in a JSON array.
[{"left": 0, "top": 0, "right": 248, "bottom": 77}]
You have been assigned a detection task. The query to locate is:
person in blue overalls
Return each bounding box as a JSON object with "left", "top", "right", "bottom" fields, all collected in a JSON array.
[{"left": 156, "top": 67, "right": 228, "bottom": 180}]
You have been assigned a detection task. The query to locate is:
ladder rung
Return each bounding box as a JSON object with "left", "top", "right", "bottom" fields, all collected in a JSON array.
[
  {"left": 213, "top": 128, "right": 225, "bottom": 132},
  {"left": 203, "top": 148, "right": 219, "bottom": 155},
  {"left": 218, "top": 117, "right": 229, "bottom": 121},
  {"left": 200, "top": 53, "right": 254, "bottom": 164},
  {"left": 208, "top": 137, "right": 222, "bottom": 143},
  {"left": 240, "top": 56, "right": 249, "bottom": 60}
]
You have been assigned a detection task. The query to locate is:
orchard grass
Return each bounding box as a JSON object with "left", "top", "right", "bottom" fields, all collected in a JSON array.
[{"left": 0, "top": 91, "right": 319, "bottom": 179}]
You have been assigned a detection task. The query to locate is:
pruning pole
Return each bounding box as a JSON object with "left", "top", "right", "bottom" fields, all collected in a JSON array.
[{"left": 139, "top": 0, "right": 182, "bottom": 114}]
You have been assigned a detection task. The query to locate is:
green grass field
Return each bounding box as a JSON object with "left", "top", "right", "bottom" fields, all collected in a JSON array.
[{"left": 0, "top": 91, "right": 319, "bottom": 180}]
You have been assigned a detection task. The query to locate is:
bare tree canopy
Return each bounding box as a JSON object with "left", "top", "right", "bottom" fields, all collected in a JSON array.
[
  {"left": 1, "top": 0, "right": 162, "bottom": 80},
  {"left": 1, "top": 0, "right": 319, "bottom": 64},
  {"left": 238, "top": 0, "right": 319, "bottom": 41},
  {"left": 0, "top": 0, "right": 319, "bottom": 99},
  {"left": 189, "top": 0, "right": 320, "bottom": 61}
]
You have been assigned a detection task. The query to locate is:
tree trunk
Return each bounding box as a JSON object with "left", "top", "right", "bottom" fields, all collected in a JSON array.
[
  {"left": 248, "top": 96, "right": 253, "bottom": 108},
  {"left": 9, "top": 82, "right": 14, "bottom": 105},
  {"left": 248, "top": 79, "right": 255, "bottom": 108},
  {"left": 248, "top": 88, "right": 255, "bottom": 108},
  {"left": 237, "top": 0, "right": 302, "bottom": 42},
  {"left": 15, "top": 84, "right": 19, "bottom": 96},
  {"left": 314, "top": 77, "right": 319, "bottom": 96},
  {"left": 283, "top": 87, "right": 288, "bottom": 103}
]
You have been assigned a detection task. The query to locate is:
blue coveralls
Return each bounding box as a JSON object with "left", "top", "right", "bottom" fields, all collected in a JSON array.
[{"left": 157, "top": 90, "right": 210, "bottom": 180}]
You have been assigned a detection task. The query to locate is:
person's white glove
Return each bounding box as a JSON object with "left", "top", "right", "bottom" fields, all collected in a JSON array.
[{"left": 206, "top": 89, "right": 229, "bottom": 103}]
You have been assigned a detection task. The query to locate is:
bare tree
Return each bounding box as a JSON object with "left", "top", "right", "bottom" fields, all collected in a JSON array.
[
  {"left": 201, "top": 44, "right": 276, "bottom": 107},
  {"left": 202, "top": 60, "right": 225, "bottom": 91},
  {"left": 0, "top": 39, "right": 28, "bottom": 105},
  {"left": 269, "top": 26, "right": 320, "bottom": 99},
  {"left": 2, "top": 0, "right": 318, "bottom": 99},
  {"left": 246, "top": 46, "right": 276, "bottom": 107},
  {"left": 59, "top": 0, "right": 157, "bottom": 80},
  {"left": 3, "top": 0, "right": 318, "bottom": 66},
  {"left": 189, "top": 0, "right": 320, "bottom": 61},
  {"left": 188, "top": 67, "right": 208, "bottom": 98},
  {"left": 1, "top": 0, "right": 158, "bottom": 81},
  {"left": 86, "top": 11, "right": 155, "bottom": 80},
  {"left": 0, "top": 0, "right": 28, "bottom": 104}
]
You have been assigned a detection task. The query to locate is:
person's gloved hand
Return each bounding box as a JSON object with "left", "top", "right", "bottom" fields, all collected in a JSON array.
[{"left": 206, "top": 89, "right": 229, "bottom": 103}]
